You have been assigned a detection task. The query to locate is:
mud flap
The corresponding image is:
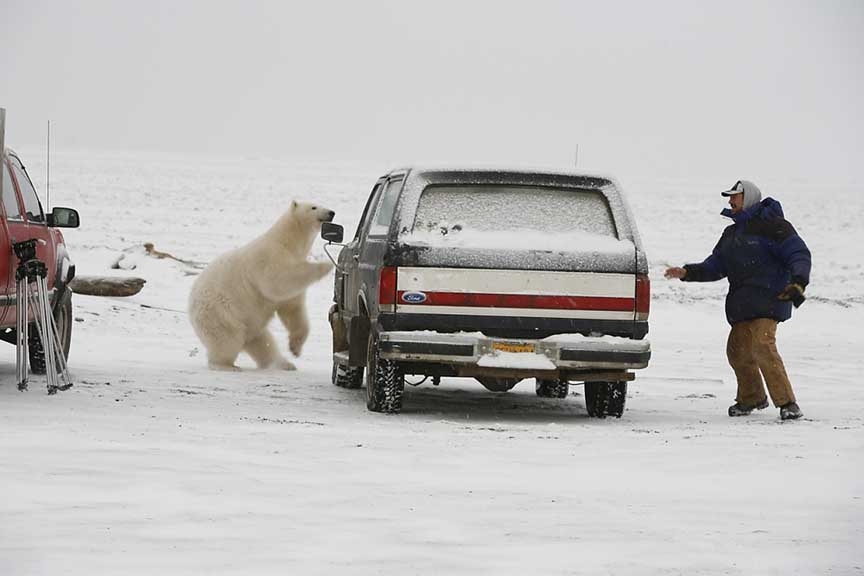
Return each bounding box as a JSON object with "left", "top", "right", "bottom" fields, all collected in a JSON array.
[
  {"left": 329, "top": 305, "right": 348, "bottom": 351},
  {"left": 349, "top": 315, "right": 370, "bottom": 366}
]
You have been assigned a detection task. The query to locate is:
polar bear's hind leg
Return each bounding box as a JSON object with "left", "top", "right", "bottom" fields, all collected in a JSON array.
[
  {"left": 245, "top": 328, "right": 295, "bottom": 370},
  {"left": 206, "top": 334, "right": 244, "bottom": 371}
]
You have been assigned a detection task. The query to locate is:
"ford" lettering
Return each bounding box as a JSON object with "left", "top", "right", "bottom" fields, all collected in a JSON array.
[{"left": 401, "top": 291, "right": 428, "bottom": 304}]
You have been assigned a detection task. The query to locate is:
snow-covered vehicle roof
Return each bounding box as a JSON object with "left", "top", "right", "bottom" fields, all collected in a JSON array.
[{"left": 383, "top": 167, "right": 647, "bottom": 274}]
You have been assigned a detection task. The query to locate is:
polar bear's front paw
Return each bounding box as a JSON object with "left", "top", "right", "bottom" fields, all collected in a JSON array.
[{"left": 312, "top": 260, "right": 334, "bottom": 279}]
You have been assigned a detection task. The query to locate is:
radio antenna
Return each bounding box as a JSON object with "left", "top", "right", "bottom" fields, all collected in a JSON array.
[{"left": 46, "top": 120, "right": 51, "bottom": 211}]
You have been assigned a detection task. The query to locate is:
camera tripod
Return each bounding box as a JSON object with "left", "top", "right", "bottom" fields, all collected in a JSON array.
[{"left": 14, "top": 239, "right": 72, "bottom": 394}]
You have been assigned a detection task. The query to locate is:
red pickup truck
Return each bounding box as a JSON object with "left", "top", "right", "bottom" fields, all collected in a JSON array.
[{"left": 0, "top": 148, "right": 79, "bottom": 372}]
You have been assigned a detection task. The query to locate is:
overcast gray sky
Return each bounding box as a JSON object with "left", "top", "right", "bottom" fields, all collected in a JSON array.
[{"left": 2, "top": 0, "right": 862, "bottom": 182}]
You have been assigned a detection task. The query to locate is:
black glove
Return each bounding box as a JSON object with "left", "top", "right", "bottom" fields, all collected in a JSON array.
[{"left": 778, "top": 283, "right": 806, "bottom": 308}]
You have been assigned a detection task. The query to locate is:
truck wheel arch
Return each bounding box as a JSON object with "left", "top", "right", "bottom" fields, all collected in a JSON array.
[{"left": 54, "top": 247, "right": 76, "bottom": 304}]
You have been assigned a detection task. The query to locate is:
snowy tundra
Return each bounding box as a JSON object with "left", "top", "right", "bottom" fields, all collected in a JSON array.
[{"left": 0, "top": 150, "right": 861, "bottom": 575}]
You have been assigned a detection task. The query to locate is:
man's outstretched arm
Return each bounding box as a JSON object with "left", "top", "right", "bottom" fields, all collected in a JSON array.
[{"left": 666, "top": 238, "right": 727, "bottom": 283}]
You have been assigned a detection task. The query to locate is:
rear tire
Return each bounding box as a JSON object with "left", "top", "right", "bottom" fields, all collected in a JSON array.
[
  {"left": 535, "top": 378, "right": 569, "bottom": 398},
  {"left": 332, "top": 362, "right": 363, "bottom": 389},
  {"left": 584, "top": 381, "right": 627, "bottom": 418},
  {"left": 29, "top": 290, "right": 73, "bottom": 375},
  {"left": 329, "top": 306, "right": 362, "bottom": 388},
  {"left": 365, "top": 333, "right": 404, "bottom": 413}
]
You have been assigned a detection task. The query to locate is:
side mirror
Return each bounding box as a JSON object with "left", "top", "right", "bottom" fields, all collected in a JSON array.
[
  {"left": 47, "top": 207, "right": 80, "bottom": 228},
  {"left": 321, "top": 221, "right": 344, "bottom": 244},
  {"left": 321, "top": 222, "right": 345, "bottom": 272}
]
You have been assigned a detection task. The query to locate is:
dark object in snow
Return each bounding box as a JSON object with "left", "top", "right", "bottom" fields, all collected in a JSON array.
[
  {"left": 144, "top": 242, "right": 205, "bottom": 268},
  {"left": 70, "top": 275, "right": 146, "bottom": 297},
  {"left": 112, "top": 242, "right": 206, "bottom": 271}
]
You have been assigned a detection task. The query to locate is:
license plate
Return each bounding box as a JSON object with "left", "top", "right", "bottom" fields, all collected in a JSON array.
[{"left": 492, "top": 341, "right": 535, "bottom": 353}]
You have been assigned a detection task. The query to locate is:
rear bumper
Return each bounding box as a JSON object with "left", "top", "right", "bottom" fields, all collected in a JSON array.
[
  {"left": 375, "top": 330, "right": 650, "bottom": 376},
  {"left": 379, "top": 312, "right": 649, "bottom": 340}
]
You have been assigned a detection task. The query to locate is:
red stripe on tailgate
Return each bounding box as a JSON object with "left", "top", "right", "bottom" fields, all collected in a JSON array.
[{"left": 398, "top": 291, "right": 634, "bottom": 311}]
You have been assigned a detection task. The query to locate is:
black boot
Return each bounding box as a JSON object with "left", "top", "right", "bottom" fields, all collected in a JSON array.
[
  {"left": 728, "top": 398, "right": 769, "bottom": 417},
  {"left": 780, "top": 402, "right": 803, "bottom": 420}
]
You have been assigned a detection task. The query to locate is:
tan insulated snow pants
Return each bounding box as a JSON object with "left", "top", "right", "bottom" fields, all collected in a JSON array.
[{"left": 726, "top": 318, "right": 796, "bottom": 408}]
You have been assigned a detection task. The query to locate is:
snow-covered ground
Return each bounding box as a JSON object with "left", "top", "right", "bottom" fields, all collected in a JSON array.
[{"left": 1, "top": 149, "right": 862, "bottom": 575}]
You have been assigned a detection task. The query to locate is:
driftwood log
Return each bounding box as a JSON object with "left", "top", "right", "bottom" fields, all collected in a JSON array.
[{"left": 69, "top": 275, "right": 146, "bottom": 297}]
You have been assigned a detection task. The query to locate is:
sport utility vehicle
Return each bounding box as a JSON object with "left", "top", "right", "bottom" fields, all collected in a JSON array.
[
  {"left": 1, "top": 148, "right": 80, "bottom": 372},
  {"left": 322, "top": 168, "right": 650, "bottom": 417}
]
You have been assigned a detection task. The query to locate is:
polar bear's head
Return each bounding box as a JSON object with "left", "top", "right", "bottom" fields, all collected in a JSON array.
[
  {"left": 265, "top": 200, "right": 336, "bottom": 256},
  {"left": 290, "top": 200, "right": 335, "bottom": 226}
]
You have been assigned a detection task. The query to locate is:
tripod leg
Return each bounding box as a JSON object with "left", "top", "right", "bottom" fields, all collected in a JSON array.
[
  {"left": 49, "top": 310, "right": 73, "bottom": 390},
  {"left": 34, "top": 278, "right": 59, "bottom": 395},
  {"left": 15, "top": 277, "right": 29, "bottom": 391},
  {"left": 40, "top": 278, "right": 71, "bottom": 391},
  {"left": 27, "top": 288, "right": 52, "bottom": 393}
]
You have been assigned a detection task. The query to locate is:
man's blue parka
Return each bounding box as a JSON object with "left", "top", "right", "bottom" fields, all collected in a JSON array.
[{"left": 682, "top": 187, "right": 811, "bottom": 326}]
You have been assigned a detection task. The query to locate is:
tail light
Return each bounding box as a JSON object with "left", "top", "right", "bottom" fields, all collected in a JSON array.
[
  {"left": 636, "top": 274, "right": 650, "bottom": 320},
  {"left": 379, "top": 266, "right": 397, "bottom": 309}
]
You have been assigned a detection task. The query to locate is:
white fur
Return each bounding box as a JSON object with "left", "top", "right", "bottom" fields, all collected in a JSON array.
[{"left": 188, "top": 201, "right": 335, "bottom": 371}]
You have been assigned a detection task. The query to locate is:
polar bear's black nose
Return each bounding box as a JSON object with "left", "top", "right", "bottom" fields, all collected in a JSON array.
[{"left": 325, "top": 210, "right": 335, "bottom": 222}]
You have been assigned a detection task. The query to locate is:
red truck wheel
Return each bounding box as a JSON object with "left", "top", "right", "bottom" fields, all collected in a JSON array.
[{"left": 28, "top": 291, "right": 72, "bottom": 374}]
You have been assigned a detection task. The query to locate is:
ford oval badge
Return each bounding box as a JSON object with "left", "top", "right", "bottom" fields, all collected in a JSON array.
[{"left": 402, "top": 291, "right": 427, "bottom": 304}]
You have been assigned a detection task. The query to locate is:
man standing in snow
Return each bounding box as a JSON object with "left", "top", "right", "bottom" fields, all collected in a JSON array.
[{"left": 664, "top": 180, "right": 811, "bottom": 421}]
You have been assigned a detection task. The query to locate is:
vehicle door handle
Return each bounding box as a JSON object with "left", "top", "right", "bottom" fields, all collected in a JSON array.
[{"left": 352, "top": 254, "right": 359, "bottom": 261}]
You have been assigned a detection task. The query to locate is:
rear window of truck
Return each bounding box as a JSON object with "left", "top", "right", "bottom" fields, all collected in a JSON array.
[{"left": 408, "top": 185, "right": 624, "bottom": 251}]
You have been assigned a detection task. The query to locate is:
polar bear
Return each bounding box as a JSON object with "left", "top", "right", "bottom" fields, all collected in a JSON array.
[{"left": 188, "top": 200, "right": 335, "bottom": 371}]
